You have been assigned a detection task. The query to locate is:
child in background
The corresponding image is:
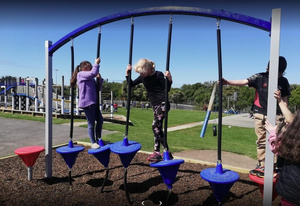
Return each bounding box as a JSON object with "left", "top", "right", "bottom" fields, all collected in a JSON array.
[
  {"left": 265, "top": 90, "right": 300, "bottom": 206},
  {"left": 70, "top": 57, "right": 104, "bottom": 149},
  {"left": 126, "top": 58, "right": 173, "bottom": 162}
]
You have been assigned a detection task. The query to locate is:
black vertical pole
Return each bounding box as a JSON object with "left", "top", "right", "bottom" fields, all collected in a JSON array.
[
  {"left": 125, "top": 17, "right": 134, "bottom": 138},
  {"left": 97, "top": 27, "right": 101, "bottom": 58},
  {"left": 123, "top": 20, "right": 134, "bottom": 205},
  {"left": 216, "top": 19, "right": 223, "bottom": 162},
  {"left": 70, "top": 39, "right": 75, "bottom": 141},
  {"left": 163, "top": 14, "right": 172, "bottom": 150},
  {"left": 96, "top": 27, "right": 101, "bottom": 140}
]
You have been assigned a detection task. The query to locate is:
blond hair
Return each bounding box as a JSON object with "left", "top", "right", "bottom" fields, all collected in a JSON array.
[{"left": 133, "top": 58, "right": 155, "bottom": 75}]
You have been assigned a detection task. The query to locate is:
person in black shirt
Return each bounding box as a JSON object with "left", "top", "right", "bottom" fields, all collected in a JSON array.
[
  {"left": 222, "top": 56, "right": 290, "bottom": 175},
  {"left": 126, "top": 58, "right": 172, "bottom": 162}
]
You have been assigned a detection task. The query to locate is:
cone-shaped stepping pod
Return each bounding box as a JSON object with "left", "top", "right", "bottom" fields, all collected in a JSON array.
[
  {"left": 110, "top": 137, "right": 141, "bottom": 168},
  {"left": 150, "top": 151, "right": 184, "bottom": 189},
  {"left": 150, "top": 15, "right": 185, "bottom": 206},
  {"left": 88, "top": 139, "right": 111, "bottom": 193},
  {"left": 56, "top": 43, "right": 84, "bottom": 186},
  {"left": 87, "top": 28, "right": 112, "bottom": 193},
  {"left": 201, "top": 163, "right": 239, "bottom": 202},
  {"left": 15, "top": 145, "right": 44, "bottom": 180},
  {"left": 110, "top": 137, "right": 141, "bottom": 204},
  {"left": 200, "top": 20, "right": 239, "bottom": 204},
  {"left": 56, "top": 141, "right": 84, "bottom": 186},
  {"left": 110, "top": 17, "right": 141, "bottom": 205},
  {"left": 56, "top": 140, "right": 84, "bottom": 169},
  {"left": 249, "top": 173, "right": 279, "bottom": 201},
  {"left": 88, "top": 139, "right": 111, "bottom": 168}
]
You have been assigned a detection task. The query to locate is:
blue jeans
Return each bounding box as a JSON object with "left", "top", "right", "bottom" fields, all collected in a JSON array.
[{"left": 83, "top": 104, "right": 103, "bottom": 144}]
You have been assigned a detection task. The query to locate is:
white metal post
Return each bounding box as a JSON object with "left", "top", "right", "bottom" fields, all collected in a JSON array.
[
  {"left": 264, "top": 8, "right": 281, "bottom": 206},
  {"left": 4, "top": 82, "right": 7, "bottom": 109},
  {"left": 76, "top": 87, "right": 79, "bottom": 115},
  {"left": 12, "top": 91, "right": 15, "bottom": 110},
  {"left": 110, "top": 91, "right": 113, "bottom": 118},
  {"left": 19, "top": 94, "right": 22, "bottom": 111},
  {"left": 26, "top": 79, "right": 29, "bottom": 111},
  {"left": 100, "top": 90, "right": 102, "bottom": 111},
  {"left": 61, "top": 76, "right": 65, "bottom": 114},
  {"left": 35, "top": 78, "right": 38, "bottom": 112},
  {"left": 45, "top": 40, "right": 53, "bottom": 178},
  {"left": 69, "top": 87, "right": 71, "bottom": 114}
]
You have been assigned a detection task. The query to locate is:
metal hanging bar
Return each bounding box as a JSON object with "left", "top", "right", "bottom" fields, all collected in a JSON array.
[
  {"left": 124, "top": 17, "right": 134, "bottom": 138},
  {"left": 96, "top": 27, "right": 102, "bottom": 140},
  {"left": 163, "top": 14, "right": 173, "bottom": 151},
  {"left": 70, "top": 38, "right": 75, "bottom": 141},
  {"left": 216, "top": 18, "right": 223, "bottom": 164}
]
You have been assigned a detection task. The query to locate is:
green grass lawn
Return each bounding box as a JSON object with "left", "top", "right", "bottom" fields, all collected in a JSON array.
[
  {"left": 86, "top": 107, "right": 257, "bottom": 159},
  {"left": 0, "top": 108, "right": 257, "bottom": 159}
]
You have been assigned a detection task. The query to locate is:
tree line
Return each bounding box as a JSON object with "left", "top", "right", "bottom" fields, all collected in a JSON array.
[
  {"left": 1, "top": 75, "right": 300, "bottom": 112},
  {"left": 94, "top": 79, "right": 300, "bottom": 113}
]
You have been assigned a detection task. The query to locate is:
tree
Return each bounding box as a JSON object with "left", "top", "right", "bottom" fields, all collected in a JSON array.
[
  {"left": 234, "top": 86, "right": 255, "bottom": 112},
  {"left": 289, "top": 84, "right": 300, "bottom": 111},
  {"left": 121, "top": 79, "right": 146, "bottom": 101},
  {"left": 132, "top": 84, "right": 147, "bottom": 101},
  {"left": 169, "top": 88, "right": 185, "bottom": 108},
  {"left": 0, "top": 76, "right": 17, "bottom": 84},
  {"left": 102, "top": 81, "right": 123, "bottom": 99}
]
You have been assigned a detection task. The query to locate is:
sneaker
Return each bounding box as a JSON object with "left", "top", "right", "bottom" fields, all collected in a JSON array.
[
  {"left": 256, "top": 169, "right": 265, "bottom": 178},
  {"left": 91, "top": 143, "right": 100, "bottom": 149},
  {"left": 249, "top": 164, "right": 264, "bottom": 177},
  {"left": 147, "top": 152, "right": 162, "bottom": 162}
]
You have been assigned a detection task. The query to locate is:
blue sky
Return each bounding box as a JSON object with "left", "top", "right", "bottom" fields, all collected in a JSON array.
[{"left": 1, "top": 0, "right": 299, "bottom": 88}]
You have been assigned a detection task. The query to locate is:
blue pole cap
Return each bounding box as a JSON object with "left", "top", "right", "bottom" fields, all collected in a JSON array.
[{"left": 68, "top": 140, "right": 74, "bottom": 148}]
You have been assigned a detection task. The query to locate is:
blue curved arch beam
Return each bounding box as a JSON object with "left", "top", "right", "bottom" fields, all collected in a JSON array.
[{"left": 48, "top": 6, "right": 271, "bottom": 55}]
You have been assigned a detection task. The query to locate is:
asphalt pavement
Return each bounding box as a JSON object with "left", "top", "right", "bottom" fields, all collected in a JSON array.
[{"left": 0, "top": 117, "right": 116, "bottom": 158}]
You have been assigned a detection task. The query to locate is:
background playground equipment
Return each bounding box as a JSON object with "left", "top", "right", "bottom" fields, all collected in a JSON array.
[
  {"left": 50, "top": 76, "right": 115, "bottom": 117},
  {"left": 45, "top": 6, "right": 283, "bottom": 205},
  {"left": 0, "top": 76, "right": 117, "bottom": 120},
  {"left": 0, "top": 77, "right": 41, "bottom": 111}
]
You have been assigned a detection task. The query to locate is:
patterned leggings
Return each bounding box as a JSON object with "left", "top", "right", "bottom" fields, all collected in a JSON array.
[{"left": 152, "top": 103, "right": 169, "bottom": 152}]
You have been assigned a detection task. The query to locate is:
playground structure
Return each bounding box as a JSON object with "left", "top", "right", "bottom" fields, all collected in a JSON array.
[
  {"left": 40, "top": 6, "right": 282, "bottom": 206},
  {"left": 0, "top": 78, "right": 41, "bottom": 111},
  {"left": 0, "top": 77, "right": 116, "bottom": 118}
]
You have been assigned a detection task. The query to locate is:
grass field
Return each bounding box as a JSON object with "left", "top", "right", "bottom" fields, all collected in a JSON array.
[
  {"left": 0, "top": 107, "right": 257, "bottom": 159},
  {"left": 85, "top": 107, "right": 257, "bottom": 159}
]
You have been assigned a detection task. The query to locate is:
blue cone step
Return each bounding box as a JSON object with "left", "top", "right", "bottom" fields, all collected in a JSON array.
[
  {"left": 110, "top": 137, "right": 141, "bottom": 168},
  {"left": 150, "top": 151, "right": 184, "bottom": 189},
  {"left": 88, "top": 143, "right": 111, "bottom": 168},
  {"left": 56, "top": 140, "right": 85, "bottom": 169},
  {"left": 200, "top": 163, "right": 239, "bottom": 202}
]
